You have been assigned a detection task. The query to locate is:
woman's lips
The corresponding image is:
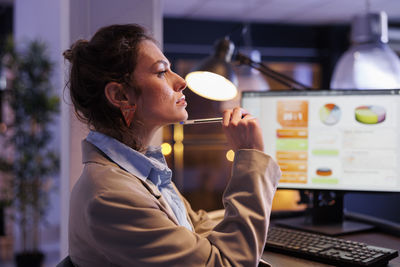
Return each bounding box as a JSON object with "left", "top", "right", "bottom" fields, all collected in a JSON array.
[{"left": 176, "top": 96, "right": 187, "bottom": 106}]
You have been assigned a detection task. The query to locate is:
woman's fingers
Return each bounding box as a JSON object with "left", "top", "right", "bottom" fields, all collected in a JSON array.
[
  {"left": 222, "top": 107, "right": 264, "bottom": 152},
  {"left": 230, "top": 107, "right": 244, "bottom": 124},
  {"left": 222, "top": 109, "right": 232, "bottom": 127}
]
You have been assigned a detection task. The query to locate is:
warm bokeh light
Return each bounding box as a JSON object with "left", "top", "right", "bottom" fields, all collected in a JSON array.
[
  {"left": 0, "top": 123, "right": 7, "bottom": 134},
  {"left": 174, "top": 142, "right": 184, "bottom": 154},
  {"left": 173, "top": 123, "right": 184, "bottom": 142},
  {"left": 161, "top": 142, "right": 172, "bottom": 156},
  {"left": 185, "top": 71, "right": 237, "bottom": 101},
  {"left": 226, "top": 149, "right": 235, "bottom": 162},
  {"left": 271, "top": 190, "right": 307, "bottom": 211}
]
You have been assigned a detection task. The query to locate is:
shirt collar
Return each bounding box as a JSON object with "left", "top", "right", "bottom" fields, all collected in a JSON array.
[{"left": 86, "top": 131, "right": 170, "bottom": 184}]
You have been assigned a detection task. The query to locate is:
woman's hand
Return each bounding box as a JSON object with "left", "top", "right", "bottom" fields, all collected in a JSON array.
[{"left": 222, "top": 107, "right": 264, "bottom": 152}]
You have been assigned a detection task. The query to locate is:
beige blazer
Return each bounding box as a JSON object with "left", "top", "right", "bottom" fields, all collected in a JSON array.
[{"left": 69, "top": 140, "right": 281, "bottom": 267}]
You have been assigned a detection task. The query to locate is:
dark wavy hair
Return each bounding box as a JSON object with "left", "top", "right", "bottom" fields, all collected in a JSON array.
[{"left": 63, "top": 24, "right": 153, "bottom": 150}]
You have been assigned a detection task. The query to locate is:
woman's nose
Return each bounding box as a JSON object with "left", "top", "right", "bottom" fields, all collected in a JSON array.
[{"left": 173, "top": 72, "right": 187, "bottom": 92}]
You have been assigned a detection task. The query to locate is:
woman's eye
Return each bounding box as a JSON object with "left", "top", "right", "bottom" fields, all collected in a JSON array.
[{"left": 157, "top": 70, "right": 167, "bottom": 77}]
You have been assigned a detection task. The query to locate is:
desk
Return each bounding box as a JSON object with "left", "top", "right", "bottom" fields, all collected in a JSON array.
[{"left": 262, "top": 228, "right": 400, "bottom": 267}]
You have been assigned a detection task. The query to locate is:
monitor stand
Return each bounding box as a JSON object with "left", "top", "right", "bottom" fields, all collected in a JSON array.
[{"left": 274, "top": 190, "right": 374, "bottom": 236}]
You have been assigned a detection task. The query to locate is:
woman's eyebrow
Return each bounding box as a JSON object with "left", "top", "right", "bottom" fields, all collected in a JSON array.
[{"left": 152, "top": 60, "right": 170, "bottom": 68}]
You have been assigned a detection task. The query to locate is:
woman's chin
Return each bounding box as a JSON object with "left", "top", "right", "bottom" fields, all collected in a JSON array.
[
  {"left": 178, "top": 111, "right": 188, "bottom": 122},
  {"left": 166, "top": 113, "right": 188, "bottom": 125}
]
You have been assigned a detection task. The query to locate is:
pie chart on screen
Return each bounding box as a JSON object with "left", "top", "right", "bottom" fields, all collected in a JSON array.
[
  {"left": 355, "top": 105, "right": 386, "bottom": 124},
  {"left": 319, "top": 103, "right": 341, "bottom": 125}
]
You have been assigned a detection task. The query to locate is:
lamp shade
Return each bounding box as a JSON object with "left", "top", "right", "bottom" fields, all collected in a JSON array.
[
  {"left": 185, "top": 38, "right": 238, "bottom": 101},
  {"left": 331, "top": 11, "right": 400, "bottom": 89}
]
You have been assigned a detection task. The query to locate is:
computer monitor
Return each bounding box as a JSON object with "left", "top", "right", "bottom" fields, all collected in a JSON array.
[{"left": 242, "top": 89, "right": 400, "bottom": 235}]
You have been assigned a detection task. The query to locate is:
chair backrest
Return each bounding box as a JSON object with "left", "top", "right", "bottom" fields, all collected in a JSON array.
[{"left": 56, "top": 256, "right": 75, "bottom": 267}]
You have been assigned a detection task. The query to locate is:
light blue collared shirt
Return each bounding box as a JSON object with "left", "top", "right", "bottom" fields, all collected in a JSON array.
[{"left": 86, "top": 131, "right": 192, "bottom": 231}]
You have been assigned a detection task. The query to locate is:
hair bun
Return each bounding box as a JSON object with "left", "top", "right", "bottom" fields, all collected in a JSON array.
[
  {"left": 63, "top": 39, "right": 89, "bottom": 62},
  {"left": 63, "top": 49, "right": 73, "bottom": 62}
]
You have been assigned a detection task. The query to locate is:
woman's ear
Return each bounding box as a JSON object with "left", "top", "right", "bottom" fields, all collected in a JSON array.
[
  {"left": 104, "top": 82, "right": 128, "bottom": 108},
  {"left": 105, "top": 82, "right": 137, "bottom": 127}
]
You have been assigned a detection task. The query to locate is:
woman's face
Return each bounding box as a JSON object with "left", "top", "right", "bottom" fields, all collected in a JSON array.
[{"left": 131, "top": 40, "right": 188, "bottom": 129}]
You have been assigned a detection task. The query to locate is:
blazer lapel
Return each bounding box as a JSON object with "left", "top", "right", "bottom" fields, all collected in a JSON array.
[
  {"left": 172, "top": 183, "right": 195, "bottom": 231},
  {"left": 140, "top": 179, "right": 181, "bottom": 226}
]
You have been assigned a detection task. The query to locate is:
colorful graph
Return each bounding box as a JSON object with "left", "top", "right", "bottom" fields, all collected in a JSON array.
[
  {"left": 355, "top": 105, "right": 386, "bottom": 124},
  {"left": 319, "top": 103, "right": 341, "bottom": 125},
  {"left": 316, "top": 167, "right": 332, "bottom": 176},
  {"left": 275, "top": 100, "right": 309, "bottom": 184}
]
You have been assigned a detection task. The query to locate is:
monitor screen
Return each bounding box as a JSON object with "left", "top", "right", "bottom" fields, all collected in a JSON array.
[{"left": 242, "top": 89, "right": 400, "bottom": 193}]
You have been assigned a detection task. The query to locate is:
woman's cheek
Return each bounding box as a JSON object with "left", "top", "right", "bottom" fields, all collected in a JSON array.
[{"left": 156, "top": 89, "right": 172, "bottom": 104}]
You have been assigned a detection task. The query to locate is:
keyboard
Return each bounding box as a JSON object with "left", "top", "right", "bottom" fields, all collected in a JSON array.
[{"left": 265, "top": 226, "right": 399, "bottom": 266}]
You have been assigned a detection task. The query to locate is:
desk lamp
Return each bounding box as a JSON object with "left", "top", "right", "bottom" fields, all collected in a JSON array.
[
  {"left": 183, "top": 37, "right": 312, "bottom": 125},
  {"left": 185, "top": 38, "right": 311, "bottom": 102}
]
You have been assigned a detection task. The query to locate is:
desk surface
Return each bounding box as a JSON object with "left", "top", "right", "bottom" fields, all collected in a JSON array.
[{"left": 262, "top": 227, "right": 400, "bottom": 267}]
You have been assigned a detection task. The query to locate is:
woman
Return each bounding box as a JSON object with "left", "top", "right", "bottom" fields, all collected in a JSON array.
[{"left": 63, "top": 24, "right": 281, "bottom": 267}]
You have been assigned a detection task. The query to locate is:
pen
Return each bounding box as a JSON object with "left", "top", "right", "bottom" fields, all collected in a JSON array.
[{"left": 180, "top": 117, "right": 223, "bottom": 125}]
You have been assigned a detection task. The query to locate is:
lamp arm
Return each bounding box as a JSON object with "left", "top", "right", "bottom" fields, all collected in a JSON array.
[
  {"left": 235, "top": 52, "right": 312, "bottom": 90},
  {"left": 248, "top": 61, "right": 296, "bottom": 89}
]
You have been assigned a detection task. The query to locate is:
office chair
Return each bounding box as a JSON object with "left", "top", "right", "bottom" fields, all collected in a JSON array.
[{"left": 56, "top": 255, "right": 74, "bottom": 267}]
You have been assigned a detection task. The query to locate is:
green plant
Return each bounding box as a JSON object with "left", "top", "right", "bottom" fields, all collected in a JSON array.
[{"left": 0, "top": 38, "right": 59, "bottom": 253}]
